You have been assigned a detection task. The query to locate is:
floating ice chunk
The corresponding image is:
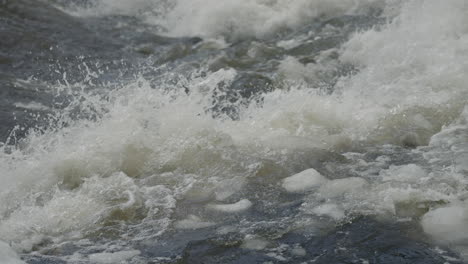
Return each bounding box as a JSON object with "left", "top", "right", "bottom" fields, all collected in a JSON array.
[
  {"left": 282, "top": 168, "right": 327, "bottom": 193},
  {"left": 312, "top": 203, "right": 345, "bottom": 220},
  {"left": 207, "top": 199, "right": 252, "bottom": 213},
  {"left": 0, "top": 241, "right": 25, "bottom": 264},
  {"left": 216, "top": 225, "right": 237, "bottom": 235},
  {"left": 266, "top": 252, "right": 288, "bottom": 261},
  {"left": 291, "top": 245, "right": 307, "bottom": 256},
  {"left": 14, "top": 102, "right": 50, "bottom": 111},
  {"left": 318, "top": 177, "right": 368, "bottom": 198},
  {"left": 89, "top": 250, "right": 141, "bottom": 264},
  {"left": 380, "top": 164, "right": 427, "bottom": 183},
  {"left": 241, "top": 235, "right": 269, "bottom": 250},
  {"left": 277, "top": 39, "right": 302, "bottom": 50},
  {"left": 174, "top": 215, "right": 216, "bottom": 230},
  {"left": 421, "top": 205, "right": 468, "bottom": 244}
]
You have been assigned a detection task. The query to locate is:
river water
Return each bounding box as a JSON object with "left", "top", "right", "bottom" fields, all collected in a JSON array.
[{"left": 1, "top": 0, "right": 467, "bottom": 263}]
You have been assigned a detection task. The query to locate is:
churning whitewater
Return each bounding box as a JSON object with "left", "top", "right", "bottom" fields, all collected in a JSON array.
[{"left": 0, "top": 0, "right": 467, "bottom": 263}]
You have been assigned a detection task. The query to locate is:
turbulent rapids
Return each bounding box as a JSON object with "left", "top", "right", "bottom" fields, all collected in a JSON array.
[{"left": 0, "top": 0, "right": 468, "bottom": 263}]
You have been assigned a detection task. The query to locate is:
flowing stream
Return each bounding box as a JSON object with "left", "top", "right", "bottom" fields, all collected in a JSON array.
[{"left": 0, "top": 0, "right": 467, "bottom": 263}]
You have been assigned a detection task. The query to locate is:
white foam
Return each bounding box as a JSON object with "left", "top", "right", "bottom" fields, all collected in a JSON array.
[
  {"left": 278, "top": 55, "right": 337, "bottom": 86},
  {"left": 14, "top": 102, "right": 50, "bottom": 111},
  {"left": 0, "top": 171, "right": 176, "bottom": 250},
  {"left": 311, "top": 203, "right": 345, "bottom": 220},
  {"left": 318, "top": 177, "right": 368, "bottom": 198},
  {"left": 66, "top": 0, "right": 385, "bottom": 39},
  {"left": 336, "top": 1, "right": 468, "bottom": 146},
  {"left": 0, "top": 241, "right": 25, "bottom": 264},
  {"left": 380, "top": 164, "right": 427, "bottom": 183},
  {"left": 164, "top": 0, "right": 386, "bottom": 39},
  {"left": 277, "top": 39, "right": 303, "bottom": 50},
  {"left": 207, "top": 199, "right": 253, "bottom": 213},
  {"left": 89, "top": 250, "right": 141, "bottom": 264},
  {"left": 58, "top": 0, "right": 158, "bottom": 17},
  {"left": 282, "top": 168, "right": 327, "bottom": 193}
]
